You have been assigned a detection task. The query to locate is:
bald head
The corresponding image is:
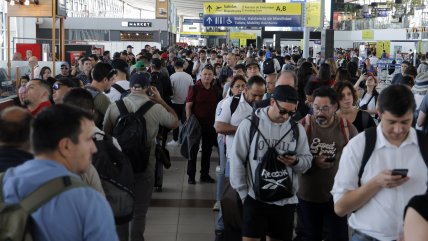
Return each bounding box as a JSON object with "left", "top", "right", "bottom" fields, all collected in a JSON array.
[
  {"left": 0, "top": 106, "right": 32, "bottom": 147},
  {"left": 276, "top": 70, "right": 297, "bottom": 89},
  {"left": 28, "top": 56, "right": 38, "bottom": 64}
]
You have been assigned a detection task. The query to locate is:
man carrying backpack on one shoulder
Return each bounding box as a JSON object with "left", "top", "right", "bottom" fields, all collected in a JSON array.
[
  {"left": 332, "top": 85, "right": 428, "bottom": 241},
  {"left": 230, "top": 85, "right": 313, "bottom": 241},
  {"left": 0, "top": 104, "right": 118, "bottom": 241},
  {"left": 103, "top": 73, "right": 179, "bottom": 241}
]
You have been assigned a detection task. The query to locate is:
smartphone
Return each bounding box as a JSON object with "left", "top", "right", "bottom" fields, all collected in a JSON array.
[
  {"left": 283, "top": 151, "right": 297, "bottom": 156},
  {"left": 391, "top": 169, "right": 408, "bottom": 178},
  {"left": 147, "top": 88, "right": 154, "bottom": 97}
]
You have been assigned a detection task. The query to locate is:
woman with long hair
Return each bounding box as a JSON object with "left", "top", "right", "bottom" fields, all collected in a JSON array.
[
  {"left": 39, "top": 66, "right": 52, "bottom": 81},
  {"left": 334, "top": 81, "right": 376, "bottom": 133}
]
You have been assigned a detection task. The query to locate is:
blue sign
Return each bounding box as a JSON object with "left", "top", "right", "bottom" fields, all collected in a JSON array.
[
  {"left": 203, "top": 15, "right": 302, "bottom": 27},
  {"left": 183, "top": 19, "right": 204, "bottom": 25}
]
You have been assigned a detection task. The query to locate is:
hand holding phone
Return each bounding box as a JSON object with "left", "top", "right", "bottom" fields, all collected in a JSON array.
[
  {"left": 283, "top": 151, "right": 297, "bottom": 156},
  {"left": 391, "top": 169, "right": 408, "bottom": 178}
]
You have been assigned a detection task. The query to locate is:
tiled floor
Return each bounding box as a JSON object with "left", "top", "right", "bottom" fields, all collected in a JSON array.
[{"left": 146, "top": 144, "right": 218, "bottom": 241}]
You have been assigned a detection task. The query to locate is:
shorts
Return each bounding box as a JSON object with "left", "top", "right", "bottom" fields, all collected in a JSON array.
[{"left": 242, "top": 196, "right": 296, "bottom": 240}]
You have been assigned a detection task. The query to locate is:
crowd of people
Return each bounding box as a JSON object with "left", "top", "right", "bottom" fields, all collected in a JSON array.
[{"left": 1, "top": 43, "right": 428, "bottom": 241}]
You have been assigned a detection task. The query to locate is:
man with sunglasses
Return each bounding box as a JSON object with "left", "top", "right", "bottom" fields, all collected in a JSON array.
[
  {"left": 55, "top": 62, "right": 71, "bottom": 79},
  {"left": 230, "top": 85, "right": 312, "bottom": 241},
  {"left": 298, "top": 86, "right": 357, "bottom": 241},
  {"left": 52, "top": 77, "right": 79, "bottom": 104},
  {"left": 84, "top": 63, "right": 115, "bottom": 129}
]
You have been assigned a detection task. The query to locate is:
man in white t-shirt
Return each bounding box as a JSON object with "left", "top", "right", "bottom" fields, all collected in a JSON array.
[
  {"left": 192, "top": 49, "right": 209, "bottom": 80},
  {"left": 106, "top": 59, "right": 130, "bottom": 102},
  {"left": 168, "top": 59, "right": 193, "bottom": 145}
]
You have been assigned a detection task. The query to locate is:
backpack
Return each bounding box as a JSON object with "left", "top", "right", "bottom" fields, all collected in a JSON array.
[
  {"left": 112, "top": 99, "right": 155, "bottom": 173},
  {"left": 111, "top": 84, "right": 130, "bottom": 100},
  {"left": 248, "top": 112, "right": 300, "bottom": 202},
  {"left": 92, "top": 132, "right": 135, "bottom": 224},
  {"left": 0, "top": 175, "right": 87, "bottom": 241},
  {"left": 301, "top": 114, "right": 351, "bottom": 144},
  {"left": 84, "top": 86, "right": 101, "bottom": 99},
  {"left": 262, "top": 58, "right": 276, "bottom": 75},
  {"left": 358, "top": 127, "right": 428, "bottom": 186}
]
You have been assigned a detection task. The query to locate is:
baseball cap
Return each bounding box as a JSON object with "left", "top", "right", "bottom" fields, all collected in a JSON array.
[
  {"left": 60, "top": 62, "right": 70, "bottom": 68},
  {"left": 111, "top": 59, "right": 129, "bottom": 74},
  {"left": 160, "top": 52, "right": 168, "bottom": 59},
  {"left": 127, "top": 45, "right": 134, "bottom": 49},
  {"left": 130, "top": 73, "right": 151, "bottom": 88},
  {"left": 135, "top": 60, "right": 146, "bottom": 70},
  {"left": 272, "top": 85, "right": 298, "bottom": 104}
]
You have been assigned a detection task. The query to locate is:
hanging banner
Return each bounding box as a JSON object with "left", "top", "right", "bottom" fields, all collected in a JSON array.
[{"left": 156, "top": 0, "right": 168, "bottom": 19}]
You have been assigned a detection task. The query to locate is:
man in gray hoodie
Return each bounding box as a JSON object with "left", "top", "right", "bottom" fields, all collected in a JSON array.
[{"left": 230, "top": 85, "right": 312, "bottom": 241}]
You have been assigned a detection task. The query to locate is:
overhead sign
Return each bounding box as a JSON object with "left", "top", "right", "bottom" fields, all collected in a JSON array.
[
  {"left": 362, "top": 30, "right": 374, "bottom": 40},
  {"left": 124, "top": 22, "right": 153, "bottom": 27},
  {"left": 203, "top": 2, "right": 302, "bottom": 15},
  {"left": 305, "top": 1, "right": 321, "bottom": 28},
  {"left": 204, "top": 15, "right": 301, "bottom": 27},
  {"left": 180, "top": 31, "right": 227, "bottom": 37},
  {"left": 183, "top": 19, "right": 204, "bottom": 25},
  {"left": 230, "top": 32, "right": 257, "bottom": 39}
]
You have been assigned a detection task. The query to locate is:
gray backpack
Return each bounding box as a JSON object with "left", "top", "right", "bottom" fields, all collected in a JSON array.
[{"left": 0, "top": 174, "right": 87, "bottom": 241}]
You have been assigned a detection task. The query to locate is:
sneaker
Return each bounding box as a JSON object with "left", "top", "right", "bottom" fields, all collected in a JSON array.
[
  {"left": 200, "top": 175, "right": 215, "bottom": 183},
  {"left": 167, "top": 140, "right": 179, "bottom": 146},
  {"left": 188, "top": 177, "right": 196, "bottom": 185},
  {"left": 212, "top": 201, "right": 221, "bottom": 211}
]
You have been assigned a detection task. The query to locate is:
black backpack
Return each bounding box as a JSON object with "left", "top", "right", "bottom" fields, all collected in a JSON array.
[
  {"left": 358, "top": 127, "right": 428, "bottom": 186},
  {"left": 248, "top": 112, "right": 300, "bottom": 202},
  {"left": 92, "top": 132, "right": 135, "bottom": 224},
  {"left": 263, "top": 58, "right": 275, "bottom": 75},
  {"left": 112, "top": 100, "right": 154, "bottom": 173},
  {"left": 111, "top": 84, "right": 130, "bottom": 100}
]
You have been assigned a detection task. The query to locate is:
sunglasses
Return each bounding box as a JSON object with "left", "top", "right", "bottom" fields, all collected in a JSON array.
[
  {"left": 275, "top": 100, "right": 296, "bottom": 116},
  {"left": 52, "top": 83, "right": 63, "bottom": 91}
]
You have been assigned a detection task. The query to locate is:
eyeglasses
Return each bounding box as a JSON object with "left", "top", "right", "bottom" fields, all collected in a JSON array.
[
  {"left": 52, "top": 83, "right": 63, "bottom": 91},
  {"left": 106, "top": 68, "right": 118, "bottom": 80},
  {"left": 275, "top": 100, "right": 296, "bottom": 116},
  {"left": 312, "top": 105, "right": 332, "bottom": 113},
  {"left": 61, "top": 67, "right": 69, "bottom": 70}
]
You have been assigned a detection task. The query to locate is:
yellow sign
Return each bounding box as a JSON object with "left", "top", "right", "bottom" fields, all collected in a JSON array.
[
  {"left": 230, "top": 32, "right": 256, "bottom": 39},
  {"left": 305, "top": 2, "right": 321, "bottom": 28},
  {"left": 203, "top": 2, "right": 302, "bottom": 15},
  {"left": 240, "top": 39, "right": 247, "bottom": 47},
  {"left": 180, "top": 31, "right": 227, "bottom": 36},
  {"left": 362, "top": 30, "right": 374, "bottom": 40},
  {"left": 376, "top": 41, "right": 391, "bottom": 58}
]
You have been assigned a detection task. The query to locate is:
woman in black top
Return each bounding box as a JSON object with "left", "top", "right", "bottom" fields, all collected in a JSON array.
[
  {"left": 404, "top": 193, "right": 428, "bottom": 241},
  {"left": 333, "top": 81, "right": 376, "bottom": 133}
]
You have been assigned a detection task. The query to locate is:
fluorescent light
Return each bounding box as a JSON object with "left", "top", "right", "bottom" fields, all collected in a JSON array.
[
  {"left": 24, "top": 0, "right": 29, "bottom": 5},
  {"left": 10, "top": 0, "right": 15, "bottom": 6}
]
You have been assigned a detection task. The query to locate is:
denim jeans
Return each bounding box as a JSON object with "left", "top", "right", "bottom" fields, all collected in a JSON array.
[{"left": 298, "top": 196, "right": 348, "bottom": 241}]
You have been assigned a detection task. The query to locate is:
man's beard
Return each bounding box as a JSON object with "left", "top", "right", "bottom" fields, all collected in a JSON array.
[
  {"left": 23, "top": 99, "right": 31, "bottom": 106},
  {"left": 315, "top": 116, "right": 328, "bottom": 125}
]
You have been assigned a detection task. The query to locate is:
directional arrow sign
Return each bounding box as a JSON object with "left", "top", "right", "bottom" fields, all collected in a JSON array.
[
  {"left": 207, "top": 5, "right": 212, "bottom": 12},
  {"left": 206, "top": 17, "right": 213, "bottom": 24}
]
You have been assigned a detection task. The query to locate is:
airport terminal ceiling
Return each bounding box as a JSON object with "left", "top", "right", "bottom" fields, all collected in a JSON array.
[{"left": 125, "top": 0, "right": 263, "bottom": 18}]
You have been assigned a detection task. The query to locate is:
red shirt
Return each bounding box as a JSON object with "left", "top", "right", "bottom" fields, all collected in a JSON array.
[
  {"left": 186, "top": 82, "right": 219, "bottom": 126},
  {"left": 29, "top": 101, "right": 52, "bottom": 116}
]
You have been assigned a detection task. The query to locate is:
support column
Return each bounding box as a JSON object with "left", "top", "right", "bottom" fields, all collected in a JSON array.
[
  {"left": 60, "top": 17, "right": 65, "bottom": 61},
  {"left": 7, "top": 16, "right": 10, "bottom": 79},
  {"left": 52, "top": 0, "right": 56, "bottom": 76}
]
